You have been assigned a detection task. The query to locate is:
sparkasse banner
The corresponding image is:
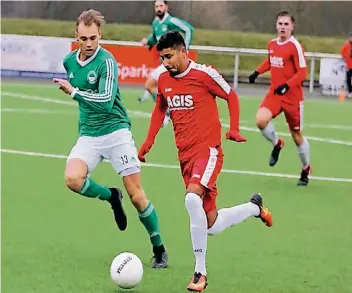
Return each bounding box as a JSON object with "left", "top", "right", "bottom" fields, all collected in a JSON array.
[{"left": 71, "top": 42, "right": 198, "bottom": 84}]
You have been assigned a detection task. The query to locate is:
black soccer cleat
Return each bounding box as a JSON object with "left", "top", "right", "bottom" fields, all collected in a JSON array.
[
  {"left": 269, "top": 139, "right": 284, "bottom": 167},
  {"left": 152, "top": 245, "right": 168, "bottom": 268},
  {"left": 108, "top": 187, "right": 127, "bottom": 231},
  {"left": 297, "top": 165, "right": 312, "bottom": 186}
]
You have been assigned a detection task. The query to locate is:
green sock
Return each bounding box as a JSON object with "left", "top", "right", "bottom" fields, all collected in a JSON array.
[
  {"left": 151, "top": 92, "right": 156, "bottom": 101},
  {"left": 139, "top": 202, "right": 163, "bottom": 247},
  {"left": 79, "top": 177, "right": 111, "bottom": 201}
]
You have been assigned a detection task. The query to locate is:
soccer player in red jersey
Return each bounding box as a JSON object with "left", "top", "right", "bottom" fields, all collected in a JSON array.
[
  {"left": 138, "top": 31, "right": 273, "bottom": 292},
  {"left": 248, "top": 11, "right": 311, "bottom": 186}
]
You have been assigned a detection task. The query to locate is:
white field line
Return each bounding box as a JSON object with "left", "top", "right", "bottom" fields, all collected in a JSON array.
[
  {"left": 3, "top": 82, "right": 349, "bottom": 105},
  {"left": 221, "top": 124, "right": 352, "bottom": 146},
  {"left": 2, "top": 91, "right": 352, "bottom": 146},
  {"left": 1, "top": 108, "right": 76, "bottom": 115},
  {"left": 1, "top": 148, "right": 352, "bottom": 183}
]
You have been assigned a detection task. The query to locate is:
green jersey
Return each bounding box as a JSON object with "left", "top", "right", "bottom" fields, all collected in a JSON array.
[
  {"left": 63, "top": 46, "right": 130, "bottom": 137},
  {"left": 147, "top": 13, "right": 194, "bottom": 49}
]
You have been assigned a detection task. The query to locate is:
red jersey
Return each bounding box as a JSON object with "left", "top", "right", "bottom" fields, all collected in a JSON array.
[
  {"left": 340, "top": 41, "right": 352, "bottom": 69},
  {"left": 257, "top": 36, "right": 307, "bottom": 100},
  {"left": 154, "top": 61, "right": 240, "bottom": 162}
]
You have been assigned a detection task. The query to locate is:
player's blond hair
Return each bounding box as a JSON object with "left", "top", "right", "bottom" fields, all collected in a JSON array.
[{"left": 76, "top": 9, "right": 106, "bottom": 30}]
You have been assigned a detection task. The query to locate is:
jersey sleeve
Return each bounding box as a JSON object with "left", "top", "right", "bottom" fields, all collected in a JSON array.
[
  {"left": 202, "top": 66, "right": 241, "bottom": 132},
  {"left": 147, "top": 20, "right": 158, "bottom": 47},
  {"left": 256, "top": 41, "right": 271, "bottom": 74},
  {"left": 144, "top": 84, "right": 168, "bottom": 143},
  {"left": 71, "top": 58, "right": 117, "bottom": 112},
  {"left": 286, "top": 41, "right": 308, "bottom": 88},
  {"left": 169, "top": 17, "right": 194, "bottom": 50},
  {"left": 147, "top": 32, "right": 157, "bottom": 47},
  {"left": 340, "top": 42, "right": 349, "bottom": 60}
]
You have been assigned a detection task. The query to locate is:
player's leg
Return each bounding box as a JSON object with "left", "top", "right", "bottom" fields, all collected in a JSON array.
[
  {"left": 184, "top": 147, "right": 225, "bottom": 292},
  {"left": 105, "top": 129, "right": 167, "bottom": 268},
  {"left": 206, "top": 191, "right": 272, "bottom": 237},
  {"left": 138, "top": 76, "right": 157, "bottom": 103},
  {"left": 185, "top": 183, "right": 209, "bottom": 292},
  {"left": 347, "top": 69, "right": 352, "bottom": 98},
  {"left": 123, "top": 173, "right": 167, "bottom": 268},
  {"left": 284, "top": 101, "right": 311, "bottom": 186},
  {"left": 256, "top": 92, "right": 284, "bottom": 166},
  {"left": 65, "top": 138, "right": 127, "bottom": 230}
]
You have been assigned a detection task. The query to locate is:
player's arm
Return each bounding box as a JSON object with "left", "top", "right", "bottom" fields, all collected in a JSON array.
[
  {"left": 248, "top": 43, "right": 271, "bottom": 83},
  {"left": 204, "top": 67, "right": 246, "bottom": 142},
  {"left": 147, "top": 31, "right": 157, "bottom": 48},
  {"left": 71, "top": 58, "right": 117, "bottom": 112},
  {"left": 256, "top": 58, "right": 271, "bottom": 74},
  {"left": 285, "top": 43, "right": 308, "bottom": 88},
  {"left": 340, "top": 42, "right": 348, "bottom": 61},
  {"left": 170, "top": 17, "right": 194, "bottom": 50},
  {"left": 138, "top": 89, "right": 168, "bottom": 162}
]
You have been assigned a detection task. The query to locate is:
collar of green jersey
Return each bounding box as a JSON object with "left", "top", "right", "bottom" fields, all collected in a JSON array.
[
  {"left": 157, "top": 12, "right": 170, "bottom": 24},
  {"left": 76, "top": 45, "right": 101, "bottom": 67}
]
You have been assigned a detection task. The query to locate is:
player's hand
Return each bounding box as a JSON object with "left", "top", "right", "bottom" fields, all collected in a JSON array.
[
  {"left": 225, "top": 130, "right": 247, "bottom": 142},
  {"left": 274, "top": 83, "right": 289, "bottom": 96},
  {"left": 53, "top": 78, "right": 74, "bottom": 95},
  {"left": 141, "top": 38, "right": 148, "bottom": 46},
  {"left": 248, "top": 71, "right": 259, "bottom": 84},
  {"left": 138, "top": 140, "right": 154, "bottom": 162}
]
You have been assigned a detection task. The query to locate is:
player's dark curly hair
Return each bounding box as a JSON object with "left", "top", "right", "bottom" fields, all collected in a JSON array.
[
  {"left": 156, "top": 31, "right": 186, "bottom": 51},
  {"left": 276, "top": 10, "right": 295, "bottom": 23}
]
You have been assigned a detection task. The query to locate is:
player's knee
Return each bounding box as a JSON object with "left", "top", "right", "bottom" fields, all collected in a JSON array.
[
  {"left": 291, "top": 130, "right": 303, "bottom": 146},
  {"left": 256, "top": 108, "right": 272, "bottom": 129},
  {"left": 123, "top": 175, "right": 148, "bottom": 211},
  {"left": 130, "top": 190, "right": 148, "bottom": 211},
  {"left": 256, "top": 114, "right": 270, "bottom": 129},
  {"left": 185, "top": 193, "right": 203, "bottom": 211},
  {"left": 207, "top": 218, "right": 223, "bottom": 236},
  {"left": 65, "top": 174, "right": 85, "bottom": 192}
]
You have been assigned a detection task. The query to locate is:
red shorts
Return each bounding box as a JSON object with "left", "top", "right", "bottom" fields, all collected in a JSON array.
[
  {"left": 260, "top": 91, "right": 304, "bottom": 131},
  {"left": 180, "top": 146, "right": 223, "bottom": 213}
]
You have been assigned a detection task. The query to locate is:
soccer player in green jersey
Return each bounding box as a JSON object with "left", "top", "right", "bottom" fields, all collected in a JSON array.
[
  {"left": 138, "top": 0, "right": 194, "bottom": 126},
  {"left": 53, "top": 9, "right": 167, "bottom": 268}
]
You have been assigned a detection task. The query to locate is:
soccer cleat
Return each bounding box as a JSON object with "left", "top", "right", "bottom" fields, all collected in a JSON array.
[
  {"left": 151, "top": 245, "right": 168, "bottom": 268},
  {"left": 297, "top": 164, "right": 312, "bottom": 186},
  {"left": 250, "top": 193, "right": 273, "bottom": 227},
  {"left": 108, "top": 187, "right": 127, "bottom": 231},
  {"left": 269, "top": 139, "right": 285, "bottom": 167},
  {"left": 187, "top": 272, "right": 208, "bottom": 292}
]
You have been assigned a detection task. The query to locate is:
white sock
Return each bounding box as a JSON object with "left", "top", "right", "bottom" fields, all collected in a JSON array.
[
  {"left": 297, "top": 137, "right": 310, "bottom": 168},
  {"left": 261, "top": 121, "right": 278, "bottom": 145},
  {"left": 142, "top": 90, "right": 151, "bottom": 100},
  {"left": 207, "top": 202, "right": 259, "bottom": 236},
  {"left": 185, "top": 193, "right": 207, "bottom": 275}
]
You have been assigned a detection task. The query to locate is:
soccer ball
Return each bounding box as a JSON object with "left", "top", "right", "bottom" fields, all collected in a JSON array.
[{"left": 110, "top": 252, "right": 143, "bottom": 289}]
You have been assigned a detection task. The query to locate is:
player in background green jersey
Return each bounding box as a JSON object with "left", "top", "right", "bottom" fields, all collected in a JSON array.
[
  {"left": 139, "top": 0, "right": 194, "bottom": 126},
  {"left": 53, "top": 9, "right": 168, "bottom": 268}
]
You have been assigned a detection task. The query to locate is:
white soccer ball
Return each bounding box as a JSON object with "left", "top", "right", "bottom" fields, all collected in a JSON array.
[{"left": 110, "top": 252, "right": 143, "bottom": 289}]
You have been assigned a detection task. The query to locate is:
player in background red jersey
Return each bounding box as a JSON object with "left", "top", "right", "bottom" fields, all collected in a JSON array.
[
  {"left": 138, "top": 31, "right": 273, "bottom": 292},
  {"left": 248, "top": 11, "right": 311, "bottom": 186}
]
